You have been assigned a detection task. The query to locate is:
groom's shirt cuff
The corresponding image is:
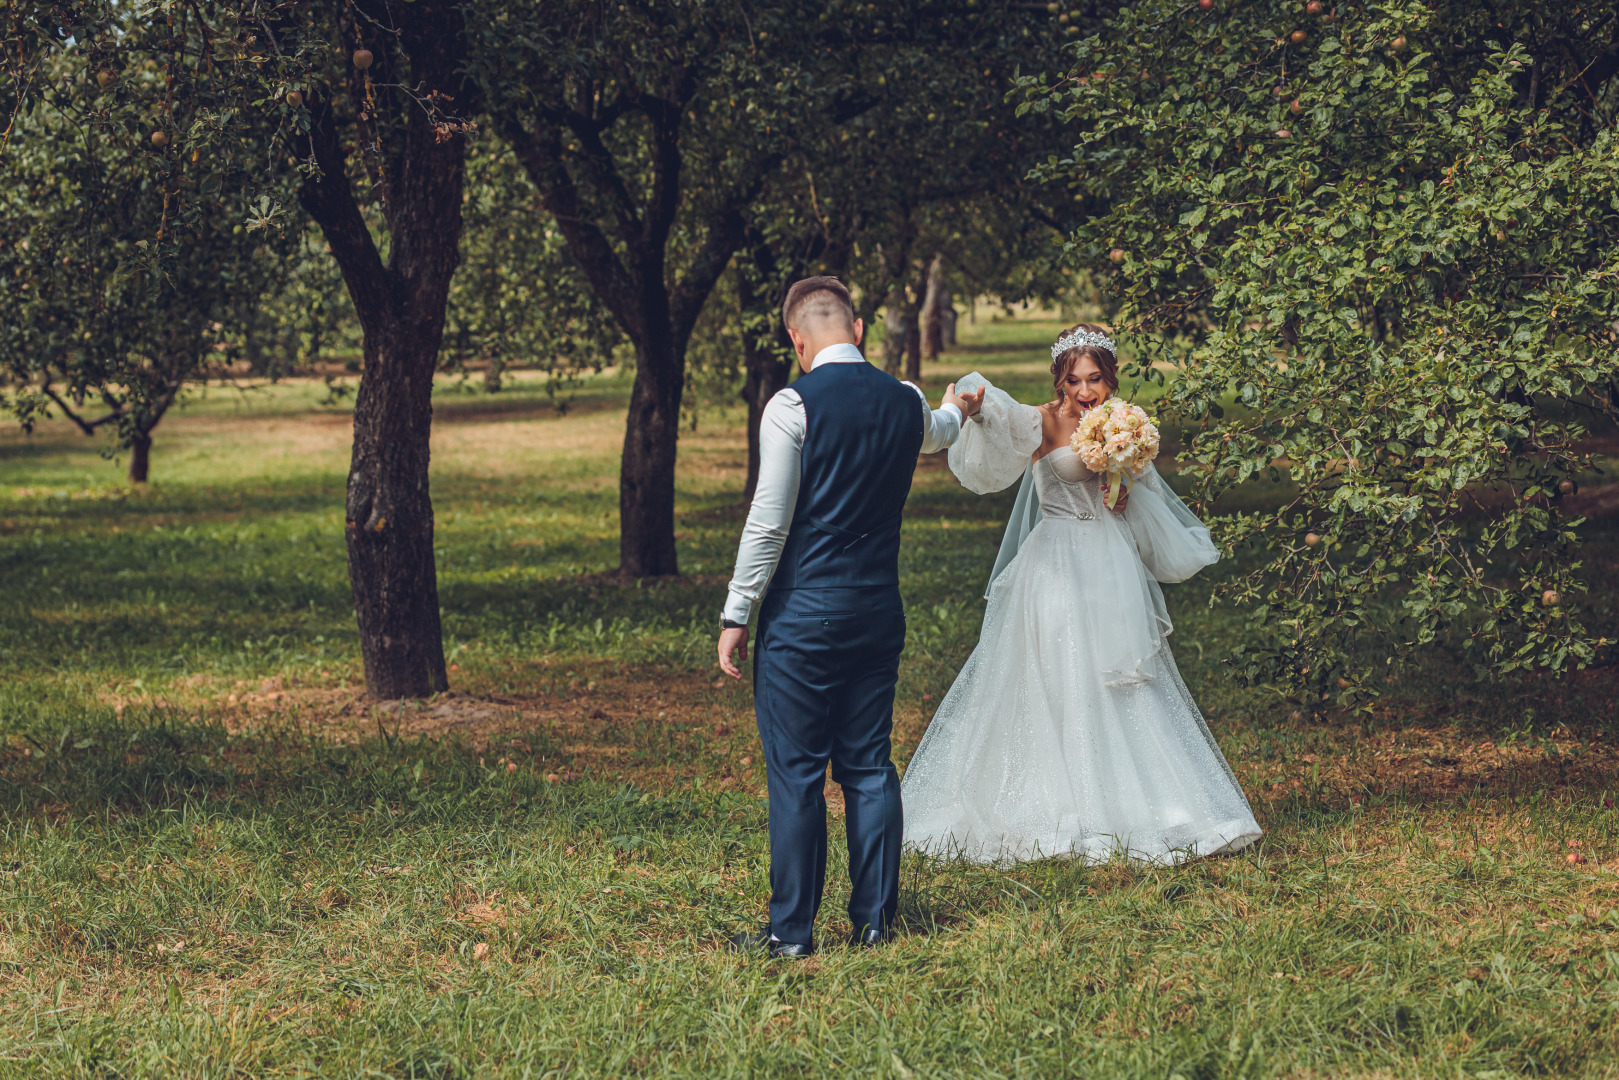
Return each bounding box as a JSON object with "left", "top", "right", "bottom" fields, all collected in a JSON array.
[{"left": 913, "top": 390, "right": 963, "bottom": 454}]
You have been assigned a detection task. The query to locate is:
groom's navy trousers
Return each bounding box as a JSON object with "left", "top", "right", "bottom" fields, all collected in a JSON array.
[
  {"left": 754, "top": 586, "right": 906, "bottom": 945},
  {"left": 749, "top": 361, "right": 924, "bottom": 946}
]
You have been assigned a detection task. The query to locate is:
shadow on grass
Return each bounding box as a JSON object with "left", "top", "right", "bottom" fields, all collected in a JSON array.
[
  {"left": 0, "top": 707, "right": 747, "bottom": 839},
  {"left": 0, "top": 484, "right": 342, "bottom": 530},
  {"left": 0, "top": 433, "right": 116, "bottom": 467}
]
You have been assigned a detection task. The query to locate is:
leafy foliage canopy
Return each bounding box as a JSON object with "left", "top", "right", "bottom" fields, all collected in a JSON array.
[{"left": 1021, "top": 0, "right": 1619, "bottom": 703}]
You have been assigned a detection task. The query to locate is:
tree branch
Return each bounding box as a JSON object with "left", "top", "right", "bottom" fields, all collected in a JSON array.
[
  {"left": 40, "top": 385, "right": 120, "bottom": 436},
  {"left": 297, "top": 91, "right": 395, "bottom": 337},
  {"left": 501, "top": 114, "right": 643, "bottom": 339},
  {"left": 670, "top": 162, "right": 780, "bottom": 345},
  {"left": 641, "top": 94, "right": 687, "bottom": 263},
  {"left": 670, "top": 205, "right": 747, "bottom": 349},
  {"left": 556, "top": 105, "right": 646, "bottom": 247}
]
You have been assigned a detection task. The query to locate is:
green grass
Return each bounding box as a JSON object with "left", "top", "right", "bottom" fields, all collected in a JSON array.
[{"left": 2, "top": 316, "right": 1618, "bottom": 1078}]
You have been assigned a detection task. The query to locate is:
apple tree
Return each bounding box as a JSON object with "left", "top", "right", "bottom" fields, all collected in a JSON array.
[
  {"left": 442, "top": 139, "right": 622, "bottom": 395},
  {"left": 0, "top": 43, "right": 305, "bottom": 482},
  {"left": 476, "top": 0, "right": 1087, "bottom": 574},
  {"left": 9, "top": 0, "right": 480, "bottom": 700},
  {"left": 1019, "top": 0, "right": 1619, "bottom": 703}
]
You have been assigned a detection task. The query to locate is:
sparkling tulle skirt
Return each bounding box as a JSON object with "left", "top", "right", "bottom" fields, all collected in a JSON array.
[{"left": 900, "top": 514, "right": 1262, "bottom": 865}]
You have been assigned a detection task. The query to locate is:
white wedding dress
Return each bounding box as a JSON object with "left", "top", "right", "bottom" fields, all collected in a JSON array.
[{"left": 900, "top": 374, "right": 1261, "bottom": 865}]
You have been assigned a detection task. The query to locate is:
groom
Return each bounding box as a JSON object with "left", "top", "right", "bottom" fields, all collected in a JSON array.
[{"left": 717, "top": 276, "right": 983, "bottom": 957}]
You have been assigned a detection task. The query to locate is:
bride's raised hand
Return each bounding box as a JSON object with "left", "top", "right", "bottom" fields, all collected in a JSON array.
[{"left": 1102, "top": 480, "right": 1130, "bottom": 513}]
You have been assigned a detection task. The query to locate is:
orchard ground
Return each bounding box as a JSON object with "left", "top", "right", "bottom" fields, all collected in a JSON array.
[{"left": 2, "top": 315, "right": 1617, "bottom": 1078}]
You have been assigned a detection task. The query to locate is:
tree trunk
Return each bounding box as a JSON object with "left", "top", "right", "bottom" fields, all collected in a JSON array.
[
  {"left": 883, "top": 283, "right": 910, "bottom": 378},
  {"left": 741, "top": 347, "right": 791, "bottom": 504},
  {"left": 128, "top": 431, "right": 151, "bottom": 484},
  {"left": 619, "top": 335, "right": 685, "bottom": 577},
  {"left": 741, "top": 343, "right": 791, "bottom": 507},
  {"left": 123, "top": 380, "right": 180, "bottom": 485},
  {"left": 498, "top": 109, "right": 755, "bottom": 580},
  {"left": 483, "top": 350, "right": 504, "bottom": 393},
  {"left": 296, "top": 0, "right": 469, "bottom": 699},
  {"left": 920, "top": 254, "right": 949, "bottom": 359},
  {"left": 738, "top": 274, "right": 792, "bottom": 504},
  {"left": 345, "top": 321, "right": 450, "bottom": 699},
  {"left": 902, "top": 257, "right": 930, "bottom": 382}
]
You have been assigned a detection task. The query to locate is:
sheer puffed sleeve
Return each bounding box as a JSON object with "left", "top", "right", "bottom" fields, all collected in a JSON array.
[
  {"left": 946, "top": 372, "right": 1043, "bottom": 494},
  {"left": 1123, "top": 464, "right": 1220, "bottom": 583}
]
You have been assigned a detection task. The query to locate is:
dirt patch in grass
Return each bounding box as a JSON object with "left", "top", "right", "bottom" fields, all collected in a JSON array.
[
  {"left": 147, "top": 664, "right": 1619, "bottom": 835},
  {"left": 1230, "top": 669, "right": 1619, "bottom": 819},
  {"left": 149, "top": 665, "right": 950, "bottom": 817},
  {"left": 1235, "top": 720, "right": 1619, "bottom": 810},
  {"left": 198, "top": 669, "right": 765, "bottom": 796}
]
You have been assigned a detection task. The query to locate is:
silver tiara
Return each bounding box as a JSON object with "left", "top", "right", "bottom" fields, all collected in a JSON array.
[{"left": 1050, "top": 327, "right": 1117, "bottom": 360}]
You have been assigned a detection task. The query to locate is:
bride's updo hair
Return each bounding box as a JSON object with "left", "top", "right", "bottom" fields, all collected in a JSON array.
[{"left": 1051, "top": 322, "right": 1119, "bottom": 401}]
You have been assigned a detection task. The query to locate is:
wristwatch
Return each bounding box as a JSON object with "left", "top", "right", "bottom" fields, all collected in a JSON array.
[{"left": 721, "top": 619, "right": 745, "bottom": 630}]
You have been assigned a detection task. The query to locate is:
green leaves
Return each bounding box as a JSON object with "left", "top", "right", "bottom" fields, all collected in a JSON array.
[
  {"left": 2, "top": 1, "right": 311, "bottom": 472},
  {"left": 1025, "top": 0, "right": 1619, "bottom": 703}
]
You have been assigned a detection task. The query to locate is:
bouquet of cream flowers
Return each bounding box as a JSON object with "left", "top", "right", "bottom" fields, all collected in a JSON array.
[{"left": 1069, "top": 397, "right": 1160, "bottom": 510}]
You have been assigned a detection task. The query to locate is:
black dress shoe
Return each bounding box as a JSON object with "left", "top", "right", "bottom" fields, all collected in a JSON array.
[
  {"left": 847, "top": 925, "right": 893, "bottom": 948},
  {"left": 727, "top": 926, "right": 814, "bottom": 958}
]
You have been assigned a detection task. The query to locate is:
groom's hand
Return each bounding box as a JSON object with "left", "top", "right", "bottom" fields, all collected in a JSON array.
[
  {"left": 943, "top": 382, "right": 986, "bottom": 420},
  {"left": 718, "top": 626, "right": 749, "bottom": 680}
]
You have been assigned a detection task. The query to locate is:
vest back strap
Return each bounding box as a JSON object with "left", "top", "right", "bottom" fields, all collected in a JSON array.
[{"left": 805, "top": 510, "right": 903, "bottom": 552}]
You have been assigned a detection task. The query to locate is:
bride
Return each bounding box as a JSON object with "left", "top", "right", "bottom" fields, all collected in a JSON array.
[{"left": 901, "top": 324, "right": 1261, "bottom": 865}]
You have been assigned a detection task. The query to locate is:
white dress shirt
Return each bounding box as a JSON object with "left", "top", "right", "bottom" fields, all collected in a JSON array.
[{"left": 723, "top": 342, "right": 964, "bottom": 625}]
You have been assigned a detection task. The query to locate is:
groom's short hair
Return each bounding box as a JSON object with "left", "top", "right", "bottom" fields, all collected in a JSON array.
[{"left": 782, "top": 276, "right": 855, "bottom": 331}]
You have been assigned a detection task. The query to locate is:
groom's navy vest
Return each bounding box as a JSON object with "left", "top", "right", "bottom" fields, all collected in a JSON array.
[{"left": 770, "top": 361, "right": 924, "bottom": 593}]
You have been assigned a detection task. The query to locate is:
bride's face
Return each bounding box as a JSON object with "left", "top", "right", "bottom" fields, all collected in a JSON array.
[{"left": 1061, "top": 355, "right": 1110, "bottom": 411}]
